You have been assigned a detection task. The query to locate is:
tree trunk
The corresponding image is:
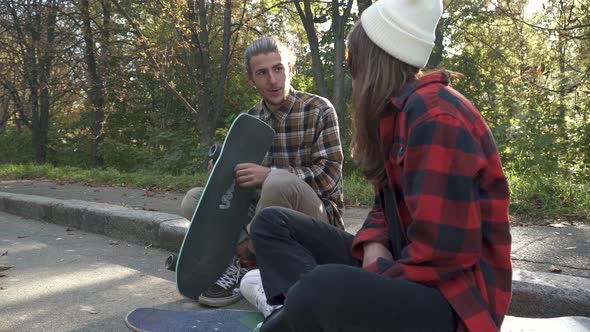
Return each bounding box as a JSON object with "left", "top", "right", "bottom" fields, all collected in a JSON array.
[
  {"left": 191, "top": 0, "right": 213, "bottom": 144},
  {"left": 331, "top": 0, "right": 353, "bottom": 133},
  {"left": 427, "top": 16, "right": 444, "bottom": 68},
  {"left": 35, "top": 0, "right": 56, "bottom": 164},
  {"left": 357, "top": 0, "right": 372, "bottom": 15},
  {"left": 81, "top": 0, "right": 109, "bottom": 167},
  {"left": 9, "top": 0, "right": 56, "bottom": 164},
  {"left": 294, "top": 0, "right": 328, "bottom": 98},
  {"left": 212, "top": 0, "right": 233, "bottom": 134}
]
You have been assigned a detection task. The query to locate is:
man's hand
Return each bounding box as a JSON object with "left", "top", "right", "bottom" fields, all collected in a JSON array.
[
  {"left": 362, "top": 242, "right": 393, "bottom": 269},
  {"left": 234, "top": 163, "right": 271, "bottom": 187}
]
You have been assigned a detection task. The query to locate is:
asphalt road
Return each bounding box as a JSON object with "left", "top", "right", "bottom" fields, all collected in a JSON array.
[{"left": 0, "top": 212, "right": 252, "bottom": 332}]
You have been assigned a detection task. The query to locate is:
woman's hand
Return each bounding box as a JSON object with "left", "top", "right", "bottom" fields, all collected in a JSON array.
[{"left": 362, "top": 242, "right": 393, "bottom": 269}]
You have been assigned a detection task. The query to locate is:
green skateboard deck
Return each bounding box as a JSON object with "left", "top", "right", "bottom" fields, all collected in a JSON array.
[
  {"left": 176, "top": 113, "right": 274, "bottom": 300},
  {"left": 125, "top": 307, "right": 264, "bottom": 332}
]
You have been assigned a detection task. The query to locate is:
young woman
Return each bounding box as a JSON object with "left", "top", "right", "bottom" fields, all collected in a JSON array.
[{"left": 247, "top": 0, "right": 512, "bottom": 331}]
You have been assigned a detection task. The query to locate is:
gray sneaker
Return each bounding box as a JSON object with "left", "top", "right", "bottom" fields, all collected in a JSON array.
[{"left": 198, "top": 256, "right": 249, "bottom": 307}]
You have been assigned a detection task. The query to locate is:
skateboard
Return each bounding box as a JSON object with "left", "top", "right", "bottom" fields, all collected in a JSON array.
[
  {"left": 176, "top": 113, "right": 275, "bottom": 300},
  {"left": 165, "top": 143, "right": 222, "bottom": 272},
  {"left": 125, "top": 307, "right": 264, "bottom": 332},
  {"left": 502, "top": 315, "right": 590, "bottom": 332}
]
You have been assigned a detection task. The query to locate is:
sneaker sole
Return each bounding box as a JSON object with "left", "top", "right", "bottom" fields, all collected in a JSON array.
[{"left": 198, "top": 292, "right": 243, "bottom": 307}]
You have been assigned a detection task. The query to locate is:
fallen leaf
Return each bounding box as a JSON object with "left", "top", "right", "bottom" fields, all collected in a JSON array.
[
  {"left": 0, "top": 286, "right": 6, "bottom": 290},
  {"left": 0, "top": 273, "right": 7, "bottom": 277},
  {"left": 0, "top": 265, "right": 13, "bottom": 272},
  {"left": 80, "top": 305, "right": 98, "bottom": 314},
  {"left": 550, "top": 266, "right": 562, "bottom": 273}
]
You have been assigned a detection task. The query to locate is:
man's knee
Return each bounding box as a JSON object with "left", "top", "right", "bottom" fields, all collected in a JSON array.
[
  {"left": 180, "top": 187, "right": 203, "bottom": 219},
  {"left": 261, "top": 170, "right": 300, "bottom": 199}
]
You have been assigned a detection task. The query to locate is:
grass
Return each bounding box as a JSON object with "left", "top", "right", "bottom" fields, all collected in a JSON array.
[
  {"left": 507, "top": 170, "right": 590, "bottom": 224},
  {"left": 0, "top": 163, "right": 206, "bottom": 192},
  {"left": 1, "top": 163, "right": 588, "bottom": 223}
]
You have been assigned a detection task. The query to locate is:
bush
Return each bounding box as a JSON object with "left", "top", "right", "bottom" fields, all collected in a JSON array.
[{"left": 0, "top": 129, "right": 33, "bottom": 164}]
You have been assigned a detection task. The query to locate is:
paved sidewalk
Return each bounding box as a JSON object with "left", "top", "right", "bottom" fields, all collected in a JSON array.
[{"left": 1, "top": 179, "right": 589, "bottom": 320}]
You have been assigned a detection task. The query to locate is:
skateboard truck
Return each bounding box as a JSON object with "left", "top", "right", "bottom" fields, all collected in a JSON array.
[
  {"left": 165, "top": 254, "right": 177, "bottom": 271},
  {"left": 208, "top": 143, "right": 221, "bottom": 163},
  {"left": 165, "top": 142, "right": 222, "bottom": 272}
]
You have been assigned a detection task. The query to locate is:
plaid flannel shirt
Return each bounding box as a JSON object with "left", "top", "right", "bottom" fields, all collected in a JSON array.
[
  {"left": 247, "top": 88, "right": 344, "bottom": 229},
  {"left": 351, "top": 72, "right": 512, "bottom": 331}
]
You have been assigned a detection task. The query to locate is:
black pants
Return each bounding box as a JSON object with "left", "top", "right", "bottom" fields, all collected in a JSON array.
[{"left": 250, "top": 207, "right": 457, "bottom": 332}]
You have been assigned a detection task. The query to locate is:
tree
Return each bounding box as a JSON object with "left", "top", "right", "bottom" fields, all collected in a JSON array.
[
  {"left": 110, "top": 0, "right": 247, "bottom": 144},
  {"left": 3, "top": 0, "right": 58, "bottom": 164},
  {"left": 293, "top": 0, "right": 353, "bottom": 131},
  {"left": 80, "top": 0, "right": 112, "bottom": 166},
  {"left": 357, "top": 0, "right": 372, "bottom": 14},
  {"left": 442, "top": 0, "right": 590, "bottom": 178}
]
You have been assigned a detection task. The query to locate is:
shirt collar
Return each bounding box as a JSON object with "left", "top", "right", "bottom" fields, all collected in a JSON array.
[
  {"left": 389, "top": 71, "right": 450, "bottom": 110},
  {"left": 256, "top": 87, "right": 297, "bottom": 120}
]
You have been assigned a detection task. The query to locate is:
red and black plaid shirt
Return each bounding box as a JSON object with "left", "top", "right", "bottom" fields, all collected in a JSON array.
[{"left": 351, "top": 72, "right": 512, "bottom": 331}]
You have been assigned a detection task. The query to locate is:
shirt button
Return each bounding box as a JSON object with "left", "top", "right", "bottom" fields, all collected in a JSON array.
[{"left": 398, "top": 147, "right": 405, "bottom": 156}]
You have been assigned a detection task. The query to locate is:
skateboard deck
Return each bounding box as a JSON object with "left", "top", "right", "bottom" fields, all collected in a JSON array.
[
  {"left": 502, "top": 315, "right": 590, "bottom": 332},
  {"left": 125, "top": 307, "right": 264, "bottom": 332},
  {"left": 124, "top": 308, "right": 590, "bottom": 332},
  {"left": 176, "top": 113, "right": 274, "bottom": 300}
]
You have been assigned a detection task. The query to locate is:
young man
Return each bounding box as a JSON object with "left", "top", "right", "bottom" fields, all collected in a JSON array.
[{"left": 180, "top": 36, "right": 344, "bottom": 308}]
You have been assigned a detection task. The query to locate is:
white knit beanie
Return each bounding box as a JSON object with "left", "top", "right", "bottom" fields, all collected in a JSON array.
[{"left": 361, "top": 0, "right": 443, "bottom": 68}]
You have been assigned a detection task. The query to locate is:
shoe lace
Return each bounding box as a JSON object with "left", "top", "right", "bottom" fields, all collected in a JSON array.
[{"left": 214, "top": 257, "right": 247, "bottom": 290}]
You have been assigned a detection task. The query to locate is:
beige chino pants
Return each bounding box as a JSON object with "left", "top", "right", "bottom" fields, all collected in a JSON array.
[{"left": 180, "top": 169, "right": 329, "bottom": 241}]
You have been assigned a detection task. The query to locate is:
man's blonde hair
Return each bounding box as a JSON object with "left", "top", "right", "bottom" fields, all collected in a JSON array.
[{"left": 244, "top": 36, "right": 295, "bottom": 74}]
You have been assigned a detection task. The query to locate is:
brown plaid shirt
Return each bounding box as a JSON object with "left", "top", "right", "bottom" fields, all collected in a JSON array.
[{"left": 247, "top": 88, "right": 344, "bottom": 229}]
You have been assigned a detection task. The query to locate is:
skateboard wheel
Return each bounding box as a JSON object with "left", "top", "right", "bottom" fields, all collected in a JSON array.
[
  {"left": 208, "top": 143, "right": 221, "bottom": 163},
  {"left": 165, "top": 254, "right": 177, "bottom": 272}
]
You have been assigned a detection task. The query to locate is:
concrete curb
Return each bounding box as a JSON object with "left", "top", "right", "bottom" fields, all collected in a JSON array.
[
  {"left": 1, "top": 192, "right": 589, "bottom": 318},
  {"left": 0, "top": 192, "right": 187, "bottom": 251}
]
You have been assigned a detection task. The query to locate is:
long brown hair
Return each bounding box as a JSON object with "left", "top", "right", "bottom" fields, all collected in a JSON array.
[{"left": 347, "top": 21, "right": 420, "bottom": 187}]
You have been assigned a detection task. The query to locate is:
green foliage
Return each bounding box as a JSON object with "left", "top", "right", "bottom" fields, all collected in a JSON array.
[
  {"left": 507, "top": 169, "right": 590, "bottom": 223},
  {"left": 0, "top": 130, "right": 33, "bottom": 164},
  {"left": 443, "top": 0, "right": 590, "bottom": 182},
  {"left": 343, "top": 169, "right": 373, "bottom": 207}
]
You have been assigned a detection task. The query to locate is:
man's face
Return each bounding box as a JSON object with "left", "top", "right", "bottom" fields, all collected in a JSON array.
[{"left": 247, "top": 51, "right": 292, "bottom": 111}]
